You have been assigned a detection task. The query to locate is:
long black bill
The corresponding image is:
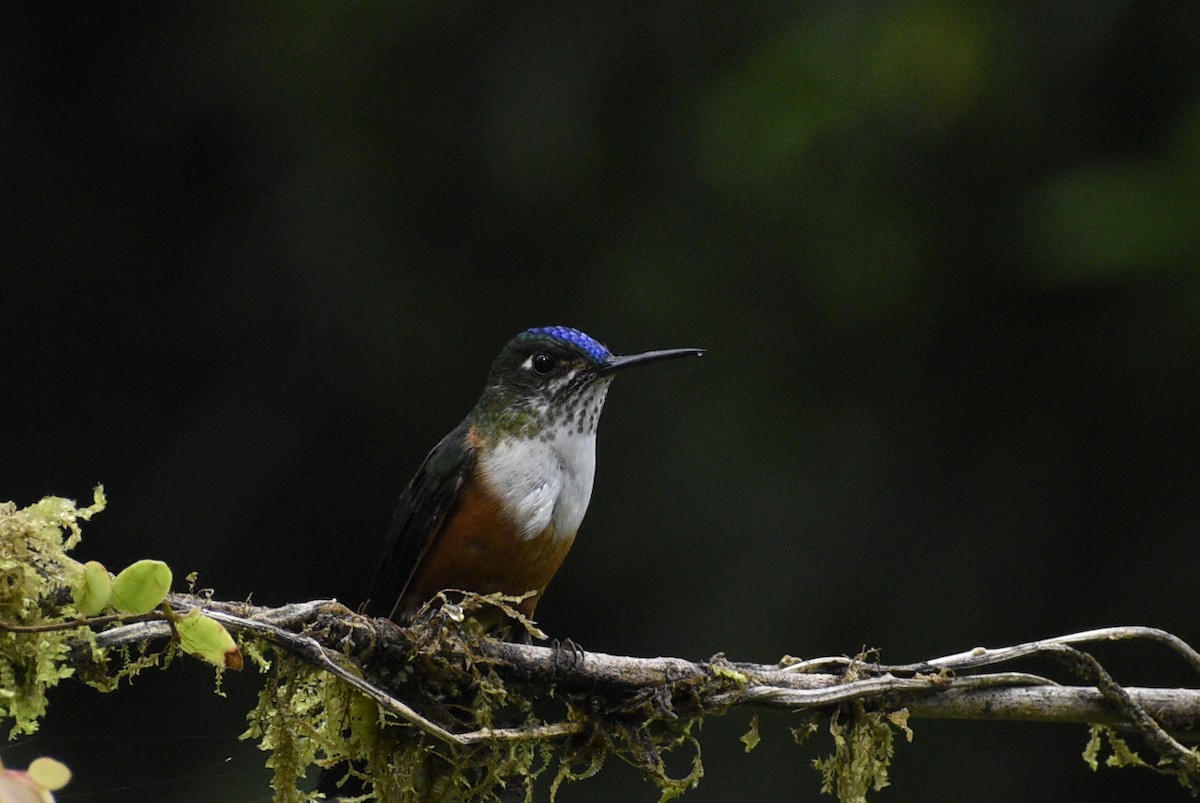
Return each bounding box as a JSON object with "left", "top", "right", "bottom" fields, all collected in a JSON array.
[{"left": 600, "top": 347, "right": 705, "bottom": 374}]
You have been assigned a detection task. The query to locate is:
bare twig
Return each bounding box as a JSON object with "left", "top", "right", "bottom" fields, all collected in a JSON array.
[
  {"left": 1048, "top": 643, "right": 1200, "bottom": 788},
  {"left": 906, "top": 626, "right": 1200, "bottom": 675}
]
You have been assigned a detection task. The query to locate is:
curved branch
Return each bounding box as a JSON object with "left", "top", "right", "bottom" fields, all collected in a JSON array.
[{"left": 70, "top": 594, "right": 1200, "bottom": 753}]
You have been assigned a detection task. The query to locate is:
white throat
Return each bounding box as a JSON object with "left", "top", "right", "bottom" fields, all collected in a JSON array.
[{"left": 478, "top": 429, "right": 598, "bottom": 540}]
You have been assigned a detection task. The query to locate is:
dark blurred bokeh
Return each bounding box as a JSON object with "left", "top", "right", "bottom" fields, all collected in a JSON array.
[{"left": 4, "top": 2, "right": 1199, "bottom": 801}]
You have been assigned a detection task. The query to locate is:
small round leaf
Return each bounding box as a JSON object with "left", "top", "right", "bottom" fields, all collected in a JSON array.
[
  {"left": 176, "top": 609, "right": 243, "bottom": 670},
  {"left": 110, "top": 560, "right": 172, "bottom": 614},
  {"left": 72, "top": 560, "right": 112, "bottom": 617}
]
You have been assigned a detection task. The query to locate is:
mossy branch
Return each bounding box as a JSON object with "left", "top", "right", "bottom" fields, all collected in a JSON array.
[
  {"left": 4, "top": 491, "right": 1200, "bottom": 802},
  {"left": 84, "top": 601, "right": 1200, "bottom": 737},
  {"left": 75, "top": 596, "right": 1200, "bottom": 798}
]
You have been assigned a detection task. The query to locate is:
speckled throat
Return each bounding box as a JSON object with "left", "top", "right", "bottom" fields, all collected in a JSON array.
[
  {"left": 471, "top": 367, "right": 613, "bottom": 442},
  {"left": 474, "top": 376, "right": 615, "bottom": 542}
]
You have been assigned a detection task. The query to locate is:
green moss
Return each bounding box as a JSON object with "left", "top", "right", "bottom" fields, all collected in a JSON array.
[
  {"left": 0, "top": 489, "right": 190, "bottom": 741},
  {"left": 243, "top": 657, "right": 328, "bottom": 803},
  {"left": 740, "top": 714, "right": 761, "bottom": 753},
  {"left": 812, "top": 703, "right": 910, "bottom": 803},
  {"left": 0, "top": 488, "right": 106, "bottom": 737},
  {"left": 1084, "top": 725, "right": 1170, "bottom": 774},
  {"left": 1083, "top": 723, "right": 1200, "bottom": 793},
  {"left": 243, "top": 591, "right": 719, "bottom": 802}
]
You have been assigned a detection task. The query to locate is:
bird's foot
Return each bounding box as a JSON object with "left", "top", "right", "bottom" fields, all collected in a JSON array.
[{"left": 550, "top": 637, "right": 585, "bottom": 672}]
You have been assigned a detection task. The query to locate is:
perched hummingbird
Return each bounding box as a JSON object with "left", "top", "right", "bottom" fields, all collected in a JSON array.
[{"left": 366, "top": 326, "right": 703, "bottom": 632}]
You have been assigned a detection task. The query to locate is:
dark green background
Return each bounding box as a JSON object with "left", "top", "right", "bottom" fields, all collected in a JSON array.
[{"left": 5, "top": 2, "right": 1199, "bottom": 801}]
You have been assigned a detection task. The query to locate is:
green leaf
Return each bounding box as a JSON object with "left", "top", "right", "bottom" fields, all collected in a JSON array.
[
  {"left": 72, "top": 560, "right": 112, "bottom": 616},
  {"left": 110, "top": 559, "right": 172, "bottom": 614},
  {"left": 176, "top": 609, "right": 243, "bottom": 670}
]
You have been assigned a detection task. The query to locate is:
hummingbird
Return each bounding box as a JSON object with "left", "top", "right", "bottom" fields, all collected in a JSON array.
[{"left": 366, "top": 326, "right": 703, "bottom": 632}]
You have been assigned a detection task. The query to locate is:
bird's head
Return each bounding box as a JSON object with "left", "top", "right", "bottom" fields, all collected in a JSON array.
[{"left": 472, "top": 326, "right": 702, "bottom": 440}]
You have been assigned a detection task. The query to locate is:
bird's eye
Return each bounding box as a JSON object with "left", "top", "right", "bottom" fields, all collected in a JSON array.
[{"left": 531, "top": 352, "right": 555, "bottom": 376}]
